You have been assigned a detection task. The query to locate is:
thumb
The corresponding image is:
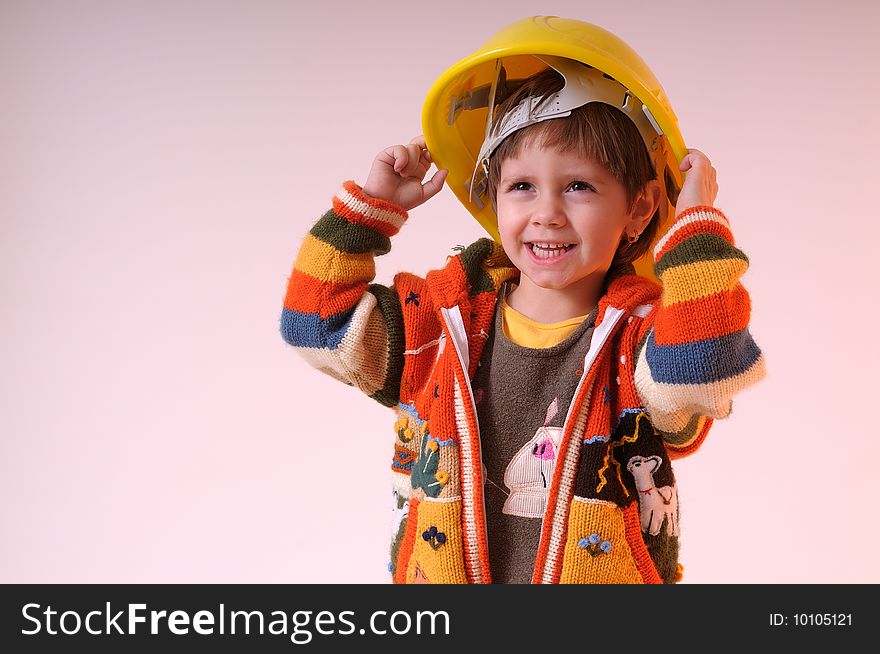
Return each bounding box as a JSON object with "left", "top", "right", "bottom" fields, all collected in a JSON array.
[
  {"left": 422, "top": 168, "right": 448, "bottom": 201},
  {"left": 679, "top": 154, "right": 693, "bottom": 172}
]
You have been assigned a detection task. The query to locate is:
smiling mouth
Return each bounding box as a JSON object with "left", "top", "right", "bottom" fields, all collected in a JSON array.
[{"left": 526, "top": 242, "right": 576, "bottom": 258}]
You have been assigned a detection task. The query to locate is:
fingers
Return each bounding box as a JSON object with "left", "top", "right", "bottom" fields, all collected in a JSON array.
[
  {"left": 680, "top": 148, "right": 714, "bottom": 172},
  {"left": 680, "top": 149, "right": 717, "bottom": 187},
  {"left": 413, "top": 132, "right": 446, "bottom": 200},
  {"left": 409, "top": 134, "right": 433, "bottom": 161},
  {"left": 394, "top": 142, "right": 431, "bottom": 177},
  {"left": 407, "top": 143, "right": 426, "bottom": 172},
  {"left": 380, "top": 136, "right": 446, "bottom": 209},
  {"left": 392, "top": 144, "right": 410, "bottom": 173},
  {"left": 421, "top": 168, "right": 448, "bottom": 200},
  {"left": 674, "top": 147, "right": 720, "bottom": 212}
]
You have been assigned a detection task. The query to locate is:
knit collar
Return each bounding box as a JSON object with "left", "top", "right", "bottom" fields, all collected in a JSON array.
[
  {"left": 429, "top": 236, "right": 660, "bottom": 320},
  {"left": 596, "top": 272, "right": 661, "bottom": 326}
]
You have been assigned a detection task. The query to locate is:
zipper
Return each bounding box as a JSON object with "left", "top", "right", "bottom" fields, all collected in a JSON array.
[
  {"left": 441, "top": 302, "right": 627, "bottom": 584},
  {"left": 439, "top": 305, "right": 490, "bottom": 584},
  {"left": 532, "top": 306, "right": 626, "bottom": 583}
]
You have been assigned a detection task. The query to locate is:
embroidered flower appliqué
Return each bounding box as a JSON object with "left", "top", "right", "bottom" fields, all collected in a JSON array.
[
  {"left": 578, "top": 533, "right": 612, "bottom": 557},
  {"left": 422, "top": 526, "right": 447, "bottom": 550}
]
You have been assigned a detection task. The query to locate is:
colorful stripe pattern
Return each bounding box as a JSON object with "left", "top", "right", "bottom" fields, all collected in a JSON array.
[
  {"left": 281, "top": 185, "right": 766, "bottom": 583},
  {"left": 634, "top": 206, "right": 767, "bottom": 443},
  {"left": 280, "top": 181, "right": 410, "bottom": 407}
]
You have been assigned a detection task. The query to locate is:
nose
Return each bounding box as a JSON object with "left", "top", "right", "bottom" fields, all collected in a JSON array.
[{"left": 531, "top": 192, "right": 567, "bottom": 228}]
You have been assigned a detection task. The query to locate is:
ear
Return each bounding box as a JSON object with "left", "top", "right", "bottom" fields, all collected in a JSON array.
[{"left": 627, "top": 179, "right": 661, "bottom": 233}]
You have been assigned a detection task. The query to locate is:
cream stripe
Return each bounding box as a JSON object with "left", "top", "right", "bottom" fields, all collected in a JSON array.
[
  {"left": 404, "top": 338, "right": 441, "bottom": 355},
  {"left": 421, "top": 495, "right": 462, "bottom": 504},
  {"left": 453, "top": 376, "right": 483, "bottom": 583},
  {"left": 654, "top": 209, "right": 731, "bottom": 258},
  {"left": 294, "top": 292, "right": 388, "bottom": 395},
  {"left": 541, "top": 306, "right": 626, "bottom": 583},
  {"left": 634, "top": 340, "right": 767, "bottom": 432},
  {"left": 443, "top": 306, "right": 484, "bottom": 578},
  {"left": 541, "top": 392, "right": 591, "bottom": 584},
  {"left": 392, "top": 472, "right": 411, "bottom": 498},
  {"left": 338, "top": 186, "right": 407, "bottom": 231}
]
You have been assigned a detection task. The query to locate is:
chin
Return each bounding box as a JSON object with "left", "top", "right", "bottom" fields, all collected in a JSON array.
[{"left": 521, "top": 273, "right": 574, "bottom": 291}]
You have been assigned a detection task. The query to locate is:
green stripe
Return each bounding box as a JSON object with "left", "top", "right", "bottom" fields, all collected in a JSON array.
[
  {"left": 460, "top": 238, "right": 497, "bottom": 296},
  {"left": 657, "top": 413, "right": 702, "bottom": 447},
  {"left": 642, "top": 527, "right": 680, "bottom": 584},
  {"left": 655, "top": 233, "right": 748, "bottom": 276},
  {"left": 367, "top": 283, "right": 404, "bottom": 407},
  {"left": 310, "top": 209, "right": 392, "bottom": 256}
]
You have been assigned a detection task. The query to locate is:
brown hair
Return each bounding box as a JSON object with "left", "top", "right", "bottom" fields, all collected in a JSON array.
[{"left": 487, "top": 66, "right": 661, "bottom": 275}]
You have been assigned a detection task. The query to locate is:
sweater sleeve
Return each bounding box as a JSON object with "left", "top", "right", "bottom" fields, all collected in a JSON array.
[
  {"left": 633, "top": 205, "right": 767, "bottom": 451},
  {"left": 280, "top": 180, "right": 416, "bottom": 407}
]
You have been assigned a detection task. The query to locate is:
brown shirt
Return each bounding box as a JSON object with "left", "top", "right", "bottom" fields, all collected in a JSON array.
[{"left": 473, "top": 285, "right": 598, "bottom": 583}]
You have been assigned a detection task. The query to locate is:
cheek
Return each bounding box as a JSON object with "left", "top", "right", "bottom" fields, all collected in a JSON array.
[
  {"left": 582, "top": 221, "right": 624, "bottom": 246},
  {"left": 496, "top": 210, "right": 516, "bottom": 242},
  {"left": 498, "top": 230, "right": 521, "bottom": 262}
]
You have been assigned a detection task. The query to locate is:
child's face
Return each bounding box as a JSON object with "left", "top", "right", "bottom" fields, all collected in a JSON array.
[{"left": 495, "top": 142, "right": 644, "bottom": 293}]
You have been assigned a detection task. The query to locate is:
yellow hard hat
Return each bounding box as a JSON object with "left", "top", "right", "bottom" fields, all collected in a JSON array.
[{"left": 422, "top": 16, "right": 687, "bottom": 281}]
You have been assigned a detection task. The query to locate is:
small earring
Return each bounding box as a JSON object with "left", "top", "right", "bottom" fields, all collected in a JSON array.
[{"left": 627, "top": 232, "right": 639, "bottom": 244}]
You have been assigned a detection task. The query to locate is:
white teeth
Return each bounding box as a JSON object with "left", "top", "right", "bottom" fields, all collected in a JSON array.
[
  {"left": 529, "top": 242, "right": 574, "bottom": 258},
  {"left": 535, "top": 242, "right": 565, "bottom": 249}
]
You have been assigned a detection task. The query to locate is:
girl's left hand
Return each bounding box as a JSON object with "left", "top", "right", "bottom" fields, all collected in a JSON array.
[{"left": 675, "top": 148, "right": 718, "bottom": 217}]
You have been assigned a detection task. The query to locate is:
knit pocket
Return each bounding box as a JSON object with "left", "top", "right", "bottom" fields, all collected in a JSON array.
[
  {"left": 402, "top": 497, "right": 467, "bottom": 584},
  {"left": 559, "top": 496, "right": 662, "bottom": 584}
]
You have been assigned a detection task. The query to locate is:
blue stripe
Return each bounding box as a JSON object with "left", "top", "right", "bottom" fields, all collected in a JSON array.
[
  {"left": 644, "top": 327, "right": 763, "bottom": 385},
  {"left": 396, "top": 403, "right": 455, "bottom": 445},
  {"left": 397, "top": 402, "right": 421, "bottom": 417},
  {"left": 280, "top": 306, "right": 356, "bottom": 350}
]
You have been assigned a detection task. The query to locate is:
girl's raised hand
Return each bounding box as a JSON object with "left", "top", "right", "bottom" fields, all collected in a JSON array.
[
  {"left": 362, "top": 135, "right": 448, "bottom": 211},
  {"left": 675, "top": 148, "right": 718, "bottom": 217}
]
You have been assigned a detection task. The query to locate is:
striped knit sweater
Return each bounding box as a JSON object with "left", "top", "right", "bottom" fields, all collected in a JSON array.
[{"left": 280, "top": 180, "right": 766, "bottom": 584}]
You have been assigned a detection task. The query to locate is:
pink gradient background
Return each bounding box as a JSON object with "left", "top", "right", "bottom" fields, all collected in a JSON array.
[{"left": 2, "top": 1, "right": 877, "bottom": 583}]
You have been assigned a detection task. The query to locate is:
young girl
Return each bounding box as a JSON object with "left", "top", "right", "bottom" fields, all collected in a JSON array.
[{"left": 281, "top": 17, "right": 765, "bottom": 584}]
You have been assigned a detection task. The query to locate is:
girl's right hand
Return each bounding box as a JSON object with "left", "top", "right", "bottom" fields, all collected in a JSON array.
[{"left": 362, "top": 134, "right": 448, "bottom": 211}]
